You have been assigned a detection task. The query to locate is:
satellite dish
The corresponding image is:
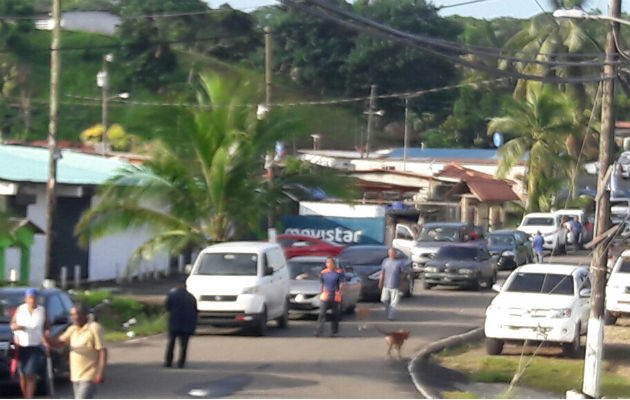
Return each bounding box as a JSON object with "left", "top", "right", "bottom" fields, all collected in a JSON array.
[{"left": 492, "top": 132, "right": 504, "bottom": 147}]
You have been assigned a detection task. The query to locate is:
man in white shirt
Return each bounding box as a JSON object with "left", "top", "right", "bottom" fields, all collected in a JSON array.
[{"left": 10, "top": 288, "right": 48, "bottom": 399}]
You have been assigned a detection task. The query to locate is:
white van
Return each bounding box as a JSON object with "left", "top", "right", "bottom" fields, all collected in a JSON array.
[
  {"left": 518, "top": 212, "right": 567, "bottom": 255},
  {"left": 606, "top": 249, "right": 630, "bottom": 325},
  {"left": 186, "top": 242, "right": 290, "bottom": 335}
]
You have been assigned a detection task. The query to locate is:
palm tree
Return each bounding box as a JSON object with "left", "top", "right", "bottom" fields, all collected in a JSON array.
[
  {"left": 75, "top": 74, "right": 307, "bottom": 262},
  {"left": 487, "top": 85, "right": 576, "bottom": 211}
]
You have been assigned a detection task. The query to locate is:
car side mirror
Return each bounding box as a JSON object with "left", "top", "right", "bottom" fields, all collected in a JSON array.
[
  {"left": 492, "top": 283, "right": 502, "bottom": 292},
  {"left": 579, "top": 288, "right": 591, "bottom": 298},
  {"left": 264, "top": 266, "right": 274, "bottom": 276},
  {"left": 184, "top": 264, "right": 193, "bottom": 275},
  {"left": 345, "top": 275, "right": 353, "bottom": 282}
]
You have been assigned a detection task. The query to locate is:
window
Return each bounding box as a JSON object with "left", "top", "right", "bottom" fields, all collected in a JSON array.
[
  {"left": 288, "top": 260, "right": 323, "bottom": 280},
  {"left": 47, "top": 295, "right": 65, "bottom": 324},
  {"left": 506, "top": 273, "right": 574, "bottom": 295},
  {"left": 488, "top": 234, "right": 515, "bottom": 247},
  {"left": 523, "top": 218, "right": 554, "bottom": 226},
  {"left": 267, "top": 248, "right": 286, "bottom": 271},
  {"left": 396, "top": 225, "right": 414, "bottom": 240},
  {"left": 419, "top": 226, "right": 460, "bottom": 242},
  {"left": 618, "top": 258, "right": 630, "bottom": 273},
  {"left": 196, "top": 253, "right": 258, "bottom": 276}
]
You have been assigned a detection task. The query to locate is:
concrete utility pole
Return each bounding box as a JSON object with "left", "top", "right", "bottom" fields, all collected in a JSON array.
[
  {"left": 44, "top": 0, "right": 61, "bottom": 281},
  {"left": 264, "top": 26, "right": 276, "bottom": 241},
  {"left": 365, "top": 84, "right": 377, "bottom": 158},
  {"left": 101, "top": 56, "right": 109, "bottom": 154},
  {"left": 583, "top": 0, "right": 620, "bottom": 397}
]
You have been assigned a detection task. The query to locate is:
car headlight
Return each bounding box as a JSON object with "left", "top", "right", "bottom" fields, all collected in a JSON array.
[
  {"left": 424, "top": 266, "right": 438, "bottom": 273},
  {"left": 550, "top": 308, "right": 572, "bottom": 318},
  {"left": 368, "top": 271, "right": 381, "bottom": 280},
  {"left": 458, "top": 268, "right": 474, "bottom": 274},
  {"left": 242, "top": 286, "right": 260, "bottom": 294},
  {"left": 502, "top": 250, "right": 515, "bottom": 257}
]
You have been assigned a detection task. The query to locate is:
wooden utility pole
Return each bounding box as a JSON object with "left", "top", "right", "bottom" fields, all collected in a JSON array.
[
  {"left": 264, "top": 26, "right": 272, "bottom": 108},
  {"left": 101, "top": 56, "right": 110, "bottom": 154},
  {"left": 583, "top": 0, "right": 620, "bottom": 397},
  {"left": 403, "top": 97, "right": 410, "bottom": 171},
  {"left": 365, "top": 84, "right": 377, "bottom": 158},
  {"left": 264, "top": 26, "right": 276, "bottom": 241},
  {"left": 45, "top": 0, "right": 62, "bottom": 280}
]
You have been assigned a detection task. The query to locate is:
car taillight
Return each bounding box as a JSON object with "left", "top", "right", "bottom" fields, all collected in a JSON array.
[{"left": 8, "top": 307, "right": 16, "bottom": 320}]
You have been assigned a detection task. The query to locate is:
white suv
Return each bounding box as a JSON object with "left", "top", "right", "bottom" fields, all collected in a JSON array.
[
  {"left": 518, "top": 212, "right": 567, "bottom": 255},
  {"left": 484, "top": 264, "right": 591, "bottom": 357},
  {"left": 186, "top": 242, "right": 290, "bottom": 335},
  {"left": 606, "top": 249, "right": 630, "bottom": 325}
]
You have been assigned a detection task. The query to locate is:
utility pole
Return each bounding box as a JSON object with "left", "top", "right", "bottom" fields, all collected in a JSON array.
[
  {"left": 583, "top": 0, "right": 620, "bottom": 397},
  {"left": 101, "top": 56, "right": 109, "bottom": 154},
  {"left": 44, "top": 0, "right": 61, "bottom": 280},
  {"left": 365, "top": 84, "right": 377, "bottom": 158},
  {"left": 403, "top": 97, "right": 410, "bottom": 171},
  {"left": 264, "top": 26, "right": 276, "bottom": 241}
]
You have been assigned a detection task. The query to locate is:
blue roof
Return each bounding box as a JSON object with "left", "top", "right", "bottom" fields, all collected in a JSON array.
[
  {"left": 385, "top": 148, "right": 499, "bottom": 160},
  {"left": 0, "top": 145, "right": 129, "bottom": 185}
]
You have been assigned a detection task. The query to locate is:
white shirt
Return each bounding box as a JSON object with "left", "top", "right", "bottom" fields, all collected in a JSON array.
[{"left": 13, "top": 304, "right": 46, "bottom": 347}]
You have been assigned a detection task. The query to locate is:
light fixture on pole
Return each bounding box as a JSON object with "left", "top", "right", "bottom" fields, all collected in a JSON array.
[{"left": 554, "top": 3, "right": 620, "bottom": 398}]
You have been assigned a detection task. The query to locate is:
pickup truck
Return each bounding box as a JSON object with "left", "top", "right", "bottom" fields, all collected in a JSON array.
[{"left": 393, "top": 222, "right": 479, "bottom": 278}]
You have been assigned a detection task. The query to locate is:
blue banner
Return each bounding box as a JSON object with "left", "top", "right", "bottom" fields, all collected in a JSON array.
[{"left": 279, "top": 215, "right": 384, "bottom": 245}]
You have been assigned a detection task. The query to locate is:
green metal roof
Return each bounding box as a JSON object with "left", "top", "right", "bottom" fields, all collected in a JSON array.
[{"left": 0, "top": 144, "right": 129, "bottom": 185}]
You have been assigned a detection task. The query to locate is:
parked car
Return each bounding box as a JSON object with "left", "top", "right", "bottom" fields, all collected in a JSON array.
[
  {"left": 276, "top": 234, "right": 347, "bottom": 259},
  {"left": 286, "top": 256, "right": 362, "bottom": 316},
  {"left": 486, "top": 230, "right": 532, "bottom": 270},
  {"left": 0, "top": 287, "right": 73, "bottom": 393},
  {"left": 517, "top": 212, "right": 567, "bottom": 255},
  {"left": 185, "top": 242, "right": 290, "bottom": 335},
  {"left": 616, "top": 151, "right": 630, "bottom": 179},
  {"left": 423, "top": 244, "right": 498, "bottom": 290},
  {"left": 409, "top": 222, "right": 478, "bottom": 278},
  {"left": 605, "top": 249, "right": 630, "bottom": 325},
  {"left": 484, "top": 264, "right": 591, "bottom": 357},
  {"left": 338, "top": 245, "right": 414, "bottom": 301}
]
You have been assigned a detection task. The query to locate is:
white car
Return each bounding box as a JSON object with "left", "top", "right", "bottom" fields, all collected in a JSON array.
[
  {"left": 605, "top": 250, "right": 630, "bottom": 325},
  {"left": 616, "top": 151, "right": 630, "bottom": 179},
  {"left": 518, "top": 212, "right": 567, "bottom": 255},
  {"left": 186, "top": 242, "right": 290, "bottom": 335},
  {"left": 484, "top": 264, "right": 591, "bottom": 357}
]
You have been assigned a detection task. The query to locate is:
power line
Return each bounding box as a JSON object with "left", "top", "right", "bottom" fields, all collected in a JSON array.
[{"left": 438, "top": 0, "right": 497, "bottom": 9}]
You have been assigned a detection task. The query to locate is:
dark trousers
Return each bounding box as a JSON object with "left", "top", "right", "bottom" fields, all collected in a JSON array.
[
  {"left": 165, "top": 331, "right": 190, "bottom": 367},
  {"left": 315, "top": 300, "right": 340, "bottom": 335}
]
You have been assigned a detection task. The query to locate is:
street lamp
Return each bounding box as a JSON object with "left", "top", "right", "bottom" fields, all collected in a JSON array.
[
  {"left": 554, "top": 2, "right": 621, "bottom": 398},
  {"left": 97, "top": 53, "right": 128, "bottom": 154}
]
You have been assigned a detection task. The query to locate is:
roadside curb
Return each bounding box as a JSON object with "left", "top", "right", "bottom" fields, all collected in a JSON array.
[{"left": 407, "top": 327, "right": 484, "bottom": 399}]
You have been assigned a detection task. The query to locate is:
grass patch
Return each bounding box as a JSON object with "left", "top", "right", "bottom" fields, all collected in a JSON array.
[
  {"left": 435, "top": 343, "right": 475, "bottom": 358},
  {"left": 443, "top": 391, "right": 480, "bottom": 399},
  {"left": 74, "top": 290, "right": 166, "bottom": 341},
  {"left": 438, "top": 344, "right": 629, "bottom": 398}
]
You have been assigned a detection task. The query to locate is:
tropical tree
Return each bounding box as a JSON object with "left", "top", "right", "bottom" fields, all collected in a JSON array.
[
  {"left": 75, "top": 74, "right": 305, "bottom": 261},
  {"left": 487, "top": 85, "right": 576, "bottom": 211}
]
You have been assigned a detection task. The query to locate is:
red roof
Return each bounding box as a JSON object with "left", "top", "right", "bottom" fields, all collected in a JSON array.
[{"left": 441, "top": 163, "right": 520, "bottom": 202}]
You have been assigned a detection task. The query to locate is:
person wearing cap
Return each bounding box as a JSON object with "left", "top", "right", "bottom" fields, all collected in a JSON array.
[
  {"left": 164, "top": 277, "right": 197, "bottom": 368},
  {"left": 10, "top": 288, "right": 48, "bottom": 399},
  {"left": 314, "top": 258, "right": 344, "bottom": 337},
  {"left": 44, "top": 303, "right": 107, "bottom": 399}
]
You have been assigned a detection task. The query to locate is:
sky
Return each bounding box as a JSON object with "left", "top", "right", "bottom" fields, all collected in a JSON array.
[{"left": 206, "top": 0, "right": 619, "bottom": 20}]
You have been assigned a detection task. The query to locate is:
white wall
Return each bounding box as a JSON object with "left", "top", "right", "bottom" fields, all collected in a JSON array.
[{"left": 299, "top": 201, "right": 387, "bottom": 217}]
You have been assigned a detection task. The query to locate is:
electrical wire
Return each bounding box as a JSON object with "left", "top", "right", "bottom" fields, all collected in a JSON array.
[
  {"left": 438, "top": 0, "right": 497, "bottom": 9},
  {"left": 281, "top": 0, "right": 617, "bottom": 84}
]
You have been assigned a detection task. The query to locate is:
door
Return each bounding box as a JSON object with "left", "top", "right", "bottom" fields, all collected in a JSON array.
[
  {"left": 577, "top": 274, "right": 592, "bottom": 329},
  {"left": 51, "top": 197, "right": 90, "bottom": 281},
  {"left": 392, "top": 224, "right": 416, "bottom": 257},
  {"left": 340, "top": 262, "right": 361, "bottom": 310},
  {"left": 265, "top": 248, "right": 288, "bottom": 317},
  {"left": 46, "top": 293, "right": 71, "bottom": 377}
]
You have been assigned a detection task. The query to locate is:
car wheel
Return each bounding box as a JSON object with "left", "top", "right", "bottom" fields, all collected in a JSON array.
[
  {"left": 485, "top": 338, "right": 504, "bottom": 355},
  {"left": 404, "top": 277, "right": 414, "bottom": 297},
  {"left": 276, "top": 300, "right": 289, "bottom": 329},
  {"left": 470, "top": 275, "right": 483, "bottom": 291},
  {"left": 605, "top": 310, "right": 618, "bottom": 326},
  {"left": 562, "top": 323, "right": 581, "bottom": 358},
  {"left": 253, "top": 306, "right": 268, "bottom": 336},
  {"left": 422, "top": 279, "right": 434, "bottom": 290}
]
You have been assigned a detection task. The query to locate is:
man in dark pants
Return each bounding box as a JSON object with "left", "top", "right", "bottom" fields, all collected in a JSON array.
[
  {"left": 164, "top": 277, "right": 197, "bottom": 368},
  {"left": 314, "top": 258, "right": 344, "bottom": 337}
]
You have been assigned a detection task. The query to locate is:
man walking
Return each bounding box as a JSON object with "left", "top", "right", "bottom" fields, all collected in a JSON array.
[
  {"left": 45, "top": 304, "right": 107, "bottom": 399},
  {"left": 533, "top": 231, "right": 544, "bottom": 263},
  {"left": 379, "top": 248, "right": 405, "bottom": 321},
  {"left": 164, "top": 277, "right": 197, "bottom": 368},
  {"left": 314, "top": 257, "right": 344, "bottom": 337},
  {"left": 570, "top": 216, "right": 583, "bottom": 251}
]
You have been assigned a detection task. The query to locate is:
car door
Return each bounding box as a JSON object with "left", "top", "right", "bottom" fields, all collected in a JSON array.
[
  {"left": 576, "top": 272, "right": 592, "bottom": 330},
  {"left": 46, "top": 293, "right": 71, "bottom": 377},
  {"left": 266, "top": 247, "right": 290, "bottom": 317},
  {"left": 259, "top": 253, "right": 277, "bottom": 315},
  {"left": 478, "top": 248, "right": 493, "bottom": 279},
  {"left": 392, "top": 224, "right": 416, "bottom": 257},
  {"left": 513, "top": 233, "right": 528, "bottom": 264},
  {"left": 340, "top": 261, "right": 361, "bottom": 310}
]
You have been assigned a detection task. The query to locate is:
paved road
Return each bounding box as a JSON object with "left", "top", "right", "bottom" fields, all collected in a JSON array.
[{"left": 2, "top": 250, "right": 593, "bottom": 399}]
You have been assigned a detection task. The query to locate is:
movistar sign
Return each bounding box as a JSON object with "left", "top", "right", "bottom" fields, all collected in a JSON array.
[{"left": 279, "top": 215, "right": 384, "bottom": 245}]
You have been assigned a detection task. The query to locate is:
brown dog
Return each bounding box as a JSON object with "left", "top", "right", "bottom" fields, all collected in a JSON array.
[{"left": 375, "top": 326, "right": 410, "bottom": 359}]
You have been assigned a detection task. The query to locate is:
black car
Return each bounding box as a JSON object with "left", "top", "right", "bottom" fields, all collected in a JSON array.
[
  {"left": 486, "top": 229, "right": 533, "bottom": 270},
  {"left": 422, "top": 244, "right": 498, "bottom": 290},
  {"left": 338, "top": 245, "right": 414, "bottom": 301},
  {"left": 0, "top": 287, "right": 74, "bottom": 393}
]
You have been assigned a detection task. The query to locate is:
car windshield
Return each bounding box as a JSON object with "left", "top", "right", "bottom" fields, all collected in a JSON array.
[
  {"left": 288, "top": 261, "right": 323, "bottom": 280},
  {"left": 436, "top": 246, "right": 478, "bottom": 260},
  {"left": 340, "top": 249, "right": 387, "bottom": 265},
  {"left": 505, "top": 273, "right": 574, "bottom": 295},
  {"left": 195, "top": 253, "right": 258, "bottom": 276},
  {"left": 523, "top": 217, "right": 554, "bottom": 226},
  {"left": 0, "top": 292, "right": 28, "bottom": 322},
  {"left": 488, "top": 234, "right": 515, "bottom": 247},
  {"left": 418, "top": 226, "right": 460, "bottom": 242},
  {"left": 617, "top": 258, "right": 630, "bottom": 273}
]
